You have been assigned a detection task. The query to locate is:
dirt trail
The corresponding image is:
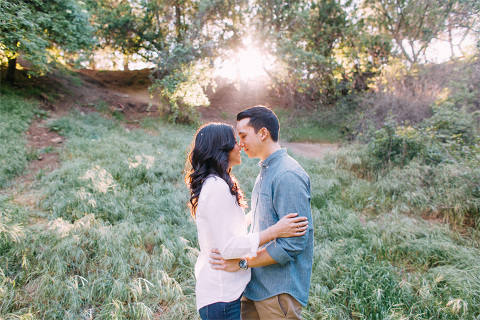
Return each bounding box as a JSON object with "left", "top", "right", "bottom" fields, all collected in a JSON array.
[{"left": 281, "top": 141, "right": 338, "bottom": 159}]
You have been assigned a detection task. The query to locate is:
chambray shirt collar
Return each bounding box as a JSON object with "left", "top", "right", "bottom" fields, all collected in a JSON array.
[{"left": 259, "top": 148, "right": 287, "bottom": 168}]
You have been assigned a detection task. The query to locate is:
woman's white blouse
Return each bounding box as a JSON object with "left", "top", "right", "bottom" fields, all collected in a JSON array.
[{"left": 194, "top": 176, "right": 260, "bottom": 311}]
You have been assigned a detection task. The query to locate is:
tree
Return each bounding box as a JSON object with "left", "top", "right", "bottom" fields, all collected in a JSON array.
[
  {"left": 441, "top": 0, "right": 480, "bottom": 58},
  {"left": 250, "top": 0, "right": 355, "bottom": 107},
  {"left": 141, "top": 0, "right": 249, "bottom": 122},
  {"left": 362, "top": 0, "right": 479, "bottom": 64},
  {"left": 0, "top": 0, "right": 94, "bottom": 83}
]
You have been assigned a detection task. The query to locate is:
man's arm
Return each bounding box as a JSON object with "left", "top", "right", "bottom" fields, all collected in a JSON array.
[
  {"left": 210, "top": 248, "right": 276, "bottom": 272},
  {"left": 265, "top": 170, "right": 312, "bottom": 265}
]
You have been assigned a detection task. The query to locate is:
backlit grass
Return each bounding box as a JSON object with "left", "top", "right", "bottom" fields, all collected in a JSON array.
[{"left": 1, "top": 98, "right": 479, "bottom": 319}]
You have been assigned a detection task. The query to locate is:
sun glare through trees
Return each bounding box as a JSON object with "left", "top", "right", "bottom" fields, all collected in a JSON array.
[{"left": 214, "top": 46, "right": 268, "bottom": 81}]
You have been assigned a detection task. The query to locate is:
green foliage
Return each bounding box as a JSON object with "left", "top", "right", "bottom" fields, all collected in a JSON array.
[
  {"left": 368, "top": 117, "right": 426, "bottom": 167},
  {"left": 0, "top": 0, "right": 95, "bottom": 76},
  {"left": 425, "top": 92, "right": 479, "bottom": 145},
  {"left": 252, "top": 0, "right": 356, "bottom": 108},
  {"left": 87, "top": 0, "right": 145, "bottom": 58},
  {"left": 151, "top": 60, "right": 212, "bottom": 124},
  {"left": 367, "top": 88, "right": 479, "bottom": 167},
  {"left": 0, "top": 92, "right": 36, "bottom": 187}
]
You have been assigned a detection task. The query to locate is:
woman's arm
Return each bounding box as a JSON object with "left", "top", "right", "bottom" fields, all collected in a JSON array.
[
  {"left": 257, "top": 213, "right": 308, "bottom": 247},
  {"left": 210, "top": 247, "right": 276, "bottom": 272},
  {"left": 209, "top": 213, "right": 309, "bottom": 271}
]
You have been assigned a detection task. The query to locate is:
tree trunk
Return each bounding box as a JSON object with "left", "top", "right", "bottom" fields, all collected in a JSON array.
[
  {"left": 448, "top": 25, "right": 455, "bottom": 58},
  {"left": 124, "top": 54, "right": 130, "bottom": 71},
  {"left": 6, "top": 57, "right": 17, "bottom": 84},
  {"left": 175, "top": 2, "right": 182, "bottom": 42}
]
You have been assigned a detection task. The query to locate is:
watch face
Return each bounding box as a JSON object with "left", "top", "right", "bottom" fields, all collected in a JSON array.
[{"left": 239, "top": 259, "right": 247, "bottom": 270}]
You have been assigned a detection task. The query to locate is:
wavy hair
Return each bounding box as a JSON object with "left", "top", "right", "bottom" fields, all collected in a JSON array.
[{"left": 185, "top": 123, "right": 246, "bottom": 217}]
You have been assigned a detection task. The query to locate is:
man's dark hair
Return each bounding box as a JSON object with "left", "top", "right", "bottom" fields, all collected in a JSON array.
[{"left": 237, "top": 106, "right": 280, "bottom": 142}]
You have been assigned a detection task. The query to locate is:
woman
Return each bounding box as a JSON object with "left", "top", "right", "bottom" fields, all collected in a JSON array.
[{"left": 185, "top": 123, "right": 308, "bottom": 320}]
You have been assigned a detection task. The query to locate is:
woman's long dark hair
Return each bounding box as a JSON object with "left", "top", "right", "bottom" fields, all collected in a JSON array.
[{"left": 185, "top": 123, "right": 246, "bottom": 217}]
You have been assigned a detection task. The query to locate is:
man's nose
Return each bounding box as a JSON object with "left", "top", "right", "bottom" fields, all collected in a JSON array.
[{"left": 239, "top": 140, "right": 245, "bottom": 147}]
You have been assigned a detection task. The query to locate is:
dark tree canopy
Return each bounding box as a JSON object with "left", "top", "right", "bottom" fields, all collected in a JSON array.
[{"left": 0, "top": 0, "right": 95, "bottom": 83}]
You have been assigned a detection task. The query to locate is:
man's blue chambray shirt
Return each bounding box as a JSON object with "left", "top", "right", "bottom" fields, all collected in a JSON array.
[{"left": 244, "top": 148, "right": 313, "bottom": 307}]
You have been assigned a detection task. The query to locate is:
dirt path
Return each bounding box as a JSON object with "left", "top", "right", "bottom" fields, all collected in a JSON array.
[{"left": 281, "top": 141, "right": 338, "bottom": 159}]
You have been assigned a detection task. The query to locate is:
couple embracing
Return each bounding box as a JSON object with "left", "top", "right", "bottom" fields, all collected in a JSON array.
[{"left": 185, "top": 106, "right": 314, "bottom": 320}]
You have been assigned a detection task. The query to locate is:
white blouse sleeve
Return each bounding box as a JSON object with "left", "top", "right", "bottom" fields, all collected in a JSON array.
[{"left": 197, "top": 177, "right": 259, "bottom": 259}]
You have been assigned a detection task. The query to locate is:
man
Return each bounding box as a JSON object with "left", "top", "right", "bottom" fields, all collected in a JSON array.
[{"left": 210, "top": 106, "right": 313, "bottom": 319}]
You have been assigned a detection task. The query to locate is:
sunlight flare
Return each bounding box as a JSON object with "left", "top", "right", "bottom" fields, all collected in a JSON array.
[{"left": 215, "top": 47, "right": 267, "bottom": 81}]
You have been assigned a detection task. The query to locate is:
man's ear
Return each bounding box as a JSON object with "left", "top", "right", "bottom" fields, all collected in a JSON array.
[{"left": 259, "top": 127, "right": 269, "bottom": 141}]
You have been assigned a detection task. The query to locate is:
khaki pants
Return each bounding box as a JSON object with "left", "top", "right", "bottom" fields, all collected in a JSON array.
[{"left": 241, "top": 294, "right": 302, "bottom": 320}]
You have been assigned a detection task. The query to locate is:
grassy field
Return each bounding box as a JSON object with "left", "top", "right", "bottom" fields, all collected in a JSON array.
[
  {"left": 274, "top": 109, "right": 341, "bottom": 143},
  {"left": 0, "top": 92, "right": 38, "bottom": 188},
  {"left": 1, "top": 90, "right": 479, "bottom": 319}
]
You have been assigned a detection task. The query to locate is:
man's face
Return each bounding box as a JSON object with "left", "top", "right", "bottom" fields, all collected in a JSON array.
[{"left": 236, "top": 118, "right": 263, "bottom": 158}]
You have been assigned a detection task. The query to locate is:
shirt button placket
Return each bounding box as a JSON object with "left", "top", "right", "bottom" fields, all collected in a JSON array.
[{"left": 252, "top": 166, "right": 266, "bottom": 233}]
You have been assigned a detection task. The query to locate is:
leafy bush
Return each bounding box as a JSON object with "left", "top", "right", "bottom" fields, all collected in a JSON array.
[
  {"left": 368, "top": 117, "right": 426, "bottom": 167},
  {"left": 150, "top": 60, "right": 212, "bottom": 124},
  {"left": 425, "top": 91, "right": 479, "bottom": 145},
  {"left": 367, "top": 88, "right": 479, "bottom": 168}
]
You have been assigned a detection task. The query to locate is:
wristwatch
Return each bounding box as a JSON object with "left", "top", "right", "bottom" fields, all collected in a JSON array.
[{"left": 239, "top": 259, "right": 249, "bottom": 270}]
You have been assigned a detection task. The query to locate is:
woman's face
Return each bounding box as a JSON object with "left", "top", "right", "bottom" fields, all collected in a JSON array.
[{"left": 228, "top": 141, "right": 242, "bottom": 168}]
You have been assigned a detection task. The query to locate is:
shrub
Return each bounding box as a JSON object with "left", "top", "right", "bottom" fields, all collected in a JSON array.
[
  {"left": 150, "top": 60, "right": 212, "bottom": 124},
  {"left": 368, "top": 117, "right": 426, "bottom": 168},
  {"left": 425, "top": 91, "right": 479, "bottom": 145}
]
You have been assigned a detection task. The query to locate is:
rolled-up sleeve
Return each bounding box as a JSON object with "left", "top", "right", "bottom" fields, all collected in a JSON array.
[
  {"left": 198, "top": 178, "right": 259, "bottom": 259},
  {"left": 265, "top": 170, "right": 312, "bottom": 265}
]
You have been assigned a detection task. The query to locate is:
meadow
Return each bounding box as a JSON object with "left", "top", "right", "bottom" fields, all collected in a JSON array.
[{"left": 1, "top": 88, "right": 480, "bottom": 319}]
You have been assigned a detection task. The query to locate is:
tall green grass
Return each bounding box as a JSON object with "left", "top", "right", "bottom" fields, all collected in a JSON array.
[
  {"left": 275, "top": 108, "right": 341, "bottom": 143},
  {"left": 2, "top": 111, "right": 199, "bottom": 319},
  {"left": 1, "top": 99, "right": 479, "bottom": 319},
  {"left": 295, "top": 153, "right": 480, "bottom": 319},
  {"left": 0, "top": 91, "right": 37, "bottom": 187}
]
